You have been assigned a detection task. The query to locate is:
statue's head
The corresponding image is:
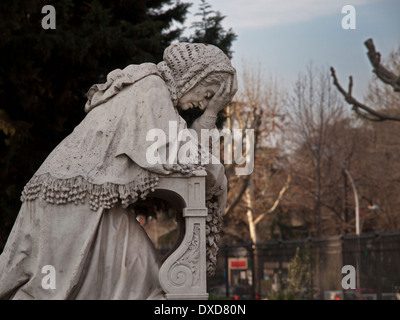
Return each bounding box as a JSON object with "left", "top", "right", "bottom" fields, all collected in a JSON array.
[
  {"left": 161, "top": 42, "right": 237, "bottom": 109},
  {"left": 176, "top": 72, "right": 229, "bottom": 111}
]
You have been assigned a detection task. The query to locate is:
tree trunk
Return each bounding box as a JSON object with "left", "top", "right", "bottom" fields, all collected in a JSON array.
[
  {"left": 245, "top": 179, "right": 260, "bottom": 297},
  {"left": 246, "top": 181, "right": 257, "bottom": 244}
]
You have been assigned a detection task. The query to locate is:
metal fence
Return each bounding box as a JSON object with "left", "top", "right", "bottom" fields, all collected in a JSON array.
[{"left": 207, "top": 231, "right": 400, "bottom": 300}]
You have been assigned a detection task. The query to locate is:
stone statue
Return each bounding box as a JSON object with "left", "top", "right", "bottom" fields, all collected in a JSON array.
[{"left": 0, "top": 43, "right": 237, "bottom": 299}]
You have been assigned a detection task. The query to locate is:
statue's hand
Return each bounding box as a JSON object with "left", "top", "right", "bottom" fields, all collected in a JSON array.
[{"left": 205, "top": 74, "right": 238, "bottom": 116}]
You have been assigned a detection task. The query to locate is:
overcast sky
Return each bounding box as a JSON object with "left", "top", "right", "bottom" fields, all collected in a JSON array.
[{"left": 180, "top": 0, "right": 400, "bottom": 99}]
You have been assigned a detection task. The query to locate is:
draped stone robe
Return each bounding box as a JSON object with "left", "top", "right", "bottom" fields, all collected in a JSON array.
[{"left": 0, "top": 64, "right": 225, "bottom": 299}]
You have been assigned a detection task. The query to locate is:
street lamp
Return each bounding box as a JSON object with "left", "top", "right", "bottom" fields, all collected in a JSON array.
[
  {"left": 312, "top": 146, "right": 362, "bottom": 292},
  {"left": 311, "top": 146, "right": 360, "bottom": 235}
]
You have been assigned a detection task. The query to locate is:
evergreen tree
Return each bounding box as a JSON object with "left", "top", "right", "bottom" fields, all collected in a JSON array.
[{"left": 183, "top": 0, "right": 237, "bottom": 58}]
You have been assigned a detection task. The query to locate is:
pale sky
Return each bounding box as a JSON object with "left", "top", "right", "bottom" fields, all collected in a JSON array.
[{"left": 180, "top": 0, "right": 400, "bottom": 99}]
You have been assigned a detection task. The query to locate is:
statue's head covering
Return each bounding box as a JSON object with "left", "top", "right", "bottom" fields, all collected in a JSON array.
[
  {"left": 157, "top": 42, "right": 236, "bottom": 104},
  {"left": 85, "top": 43, "right": 236, "bottom": 112}
]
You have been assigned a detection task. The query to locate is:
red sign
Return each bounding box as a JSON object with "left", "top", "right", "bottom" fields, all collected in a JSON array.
[{"left": 230, "top": 258, "right": 248, "bottom": 269}]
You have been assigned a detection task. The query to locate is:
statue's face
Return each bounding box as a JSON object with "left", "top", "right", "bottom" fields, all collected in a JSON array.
[{"left": 177, "top": 83, "right": 220, "bottom": 111}]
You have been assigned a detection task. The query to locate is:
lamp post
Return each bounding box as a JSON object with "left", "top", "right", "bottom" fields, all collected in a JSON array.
[
  {"left": 312, "top": 146, "right": 362, "bottom": 293},
  {"left": 311, "top": 146, "right": 360, "bottom": 235}
]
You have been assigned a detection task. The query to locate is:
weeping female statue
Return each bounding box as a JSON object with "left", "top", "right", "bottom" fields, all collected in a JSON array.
[{"left": 0, "top": 43, "right": 237, "bottom": 299}]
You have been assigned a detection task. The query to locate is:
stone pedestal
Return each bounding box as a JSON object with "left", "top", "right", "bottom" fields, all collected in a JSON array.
[{"left": 153, "top": 170, "right": 209, "bottom": 300}]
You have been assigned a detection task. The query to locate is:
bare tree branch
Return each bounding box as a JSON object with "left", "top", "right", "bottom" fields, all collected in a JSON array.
[
  {"left": 330, "top": 67, "right": 400, "bottom": 122},
  {"left": 330, "top": 38, "right": 400, "bottom": 122},
  {"left": 254, "top": 173, "right": 292, "bottom": 225},
  {"left": 365, "top": 38, "right": 400, "bottom": 92}
]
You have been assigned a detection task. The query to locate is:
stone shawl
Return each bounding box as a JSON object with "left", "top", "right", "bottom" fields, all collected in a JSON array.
[{"left": 21, "top": 42, "right": 235, "bottom": 212}]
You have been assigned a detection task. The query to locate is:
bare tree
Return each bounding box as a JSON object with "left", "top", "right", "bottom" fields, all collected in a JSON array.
[
  {"left": 283, "top": 53, "right": 400, "bottom": 237},
  {"left": 223, "top": 64, "right": 290, "bottom": 244},
  {"left": 285, "top": 64, "right": 346, "bottom": 237},
  {"left": 329, "top": 39, "right": 400, "bottom": 231}
]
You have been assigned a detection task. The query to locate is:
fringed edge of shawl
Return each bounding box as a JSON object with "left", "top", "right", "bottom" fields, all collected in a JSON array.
[{"left": 20, "top": 173, "right": 160, "bottom": 211}]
